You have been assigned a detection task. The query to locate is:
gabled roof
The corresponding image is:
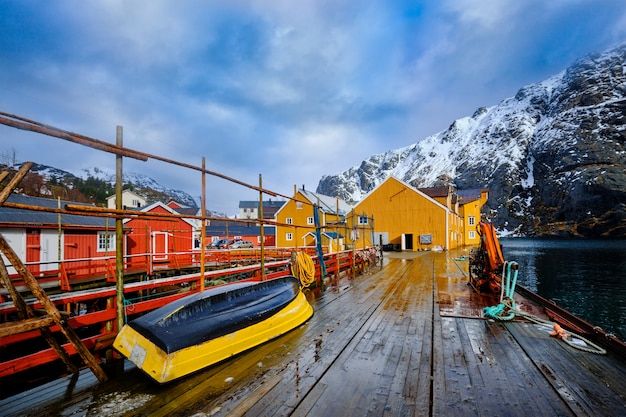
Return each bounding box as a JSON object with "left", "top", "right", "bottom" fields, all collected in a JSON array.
[
  {"left": 353, "top": 176, "right": 450, "bottom": 212},
  {"left": 123, "top": 201, "right": 196, "bottom": 227},
  {"left": 0, "top": 194, "right": 110, "bottom": 228},
  {"left": 298, "top": 189, "right": 352, "bottom": 215},
  {"left": 302, "top": 231, "right": 343, "bottom": 239}
]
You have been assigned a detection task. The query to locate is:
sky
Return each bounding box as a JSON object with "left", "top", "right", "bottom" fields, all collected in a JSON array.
[{"left": 1, "top": 0, "right": 625, "bottom": 215}]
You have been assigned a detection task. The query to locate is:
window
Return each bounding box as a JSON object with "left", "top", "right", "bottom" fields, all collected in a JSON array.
[
  {"left": 468, "top": 230, "right": 476, "bottom": 239},
  {"left": 286, "top": 233, "right": 293, "bottom": 241},
  {"left": 97, "top": 231, "right": 115, "bottom": 252},
  {"left": 307, "top": 216, "right": 314, "bottom": 225},
  {"left": 358, "top": 216, "right": 368, "bottom": 225},
  {"left": 296, "top": 202, "right": 303, "bottom": 209},
  {"left": 286, "top": 217, "right": 293, "bottom": 225},
  {"left": 468, "top": 216, "right": 476, "bottom": 226}
]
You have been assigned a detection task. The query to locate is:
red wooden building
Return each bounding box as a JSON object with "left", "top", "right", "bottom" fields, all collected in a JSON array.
[{"left": 124, "top": 201, "right": 196, "bottom": 274}]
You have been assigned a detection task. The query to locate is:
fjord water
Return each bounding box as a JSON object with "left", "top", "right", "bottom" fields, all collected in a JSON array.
[{"left": 500, "top": 238, "right": 626, "bottom": 342}]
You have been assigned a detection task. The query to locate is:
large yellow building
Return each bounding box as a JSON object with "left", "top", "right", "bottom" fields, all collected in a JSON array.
[{"left": 346, "top": 177, "right": 488, "bottom": 251}]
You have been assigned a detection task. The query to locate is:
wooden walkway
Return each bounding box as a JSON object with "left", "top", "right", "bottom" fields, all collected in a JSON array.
[{"left": 2, "top": 250, "right": 625, "bottom": 416}]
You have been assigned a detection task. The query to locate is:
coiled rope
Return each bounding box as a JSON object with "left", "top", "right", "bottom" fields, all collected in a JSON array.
[{"left": 291, "top": 251, "right": 315, "bottom": 288}]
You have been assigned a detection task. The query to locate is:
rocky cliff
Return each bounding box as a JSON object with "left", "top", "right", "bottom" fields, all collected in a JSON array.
[{"left": 317, "top": 43, "right": 626, "bottom": 237}]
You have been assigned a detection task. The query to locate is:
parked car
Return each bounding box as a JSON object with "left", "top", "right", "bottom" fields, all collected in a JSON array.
[
  {"left": 230, "top": 240, "right": 253, "bottom": 249},
  {"left": 207, "top": 239, "right": 227, "bottom": 249},
  {"left": 218, "top": 239, "right": 236, "bottom": 249}
]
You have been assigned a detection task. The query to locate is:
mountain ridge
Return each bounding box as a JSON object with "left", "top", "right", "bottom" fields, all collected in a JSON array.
[{"left": 317, "top": 43, "right": 626, "bottom": 237}]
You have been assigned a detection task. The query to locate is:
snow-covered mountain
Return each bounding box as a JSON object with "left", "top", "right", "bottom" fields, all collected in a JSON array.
[{"left": 317, "top": 43, "right": 626, "bottom": 237}]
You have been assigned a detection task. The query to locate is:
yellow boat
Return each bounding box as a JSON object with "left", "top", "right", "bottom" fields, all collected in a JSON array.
[{"left": 113, "top": 276, "right": 313, "bottom": 383}]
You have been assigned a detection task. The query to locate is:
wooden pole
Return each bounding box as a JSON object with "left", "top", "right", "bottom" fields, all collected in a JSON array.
[
  {"left": 259, "top": 174, "right": 265, "bottom": 280},
  {"left": 200, "top": 157, "right": 206, "bottom": 291},
  {"left": 115, "top": 126, "right": 125, "bottom": 333}
]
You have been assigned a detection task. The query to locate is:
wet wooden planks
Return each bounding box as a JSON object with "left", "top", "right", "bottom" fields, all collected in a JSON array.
[{"left": 2, "top": 250, "right": 626, "bottom": 416}]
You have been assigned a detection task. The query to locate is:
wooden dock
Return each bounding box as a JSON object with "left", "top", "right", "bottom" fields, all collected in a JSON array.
[{"left": 1, "top": 249, "right": 625, "bottom": 416}]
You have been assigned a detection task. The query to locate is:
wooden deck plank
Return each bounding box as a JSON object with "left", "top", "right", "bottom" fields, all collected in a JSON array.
[
  {"left": 482, "top": 321, "right": 573, "bottom": 416},
  {"left": 507, "top": 321, "right": 626, "bottom": 416}
]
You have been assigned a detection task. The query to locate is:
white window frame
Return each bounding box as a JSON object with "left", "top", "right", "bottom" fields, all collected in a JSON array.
[
  {"left": 307, "top": 216, "right": 314, "bottom": 225},
  {"left": 286, "top": 232, "right": 293, "bottom": 241},
  {"left": 468, "top": 230, "right": 476, "bottom": 239},
  {"left": 468, "top": 216, "right": 476, "bottom": 226},
  {"left": 286, "top": 217, "right": 293, "bottom": 225},
  {"left": 358, "top": 216, "right": 368, "bottom": 225},
  {"left": 97, "top": 231, "right": 115, "bottom": 252}
]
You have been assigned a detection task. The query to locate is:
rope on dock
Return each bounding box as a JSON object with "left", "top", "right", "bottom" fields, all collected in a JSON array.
[
  {"left": 291, "top": 251, "right": 315, "bottom": 288},
  {"left": 510, "top": 307, "right": 607, "bottom": 355}
]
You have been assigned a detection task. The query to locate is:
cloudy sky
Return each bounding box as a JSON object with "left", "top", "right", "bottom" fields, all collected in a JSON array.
[{"left": 1, "top": 0, "right": 625, "bottom": 214}]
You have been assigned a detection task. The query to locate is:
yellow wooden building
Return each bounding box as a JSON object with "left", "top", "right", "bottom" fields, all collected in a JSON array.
[
  {"left": 346, "top": 177, "right": 488, "bottom": 251},
  {"left": 274, "top": 186, "right": 352, "bottom": 252},
  {"left": 457, "top": 188, "right": 489, "bottom": 245}
]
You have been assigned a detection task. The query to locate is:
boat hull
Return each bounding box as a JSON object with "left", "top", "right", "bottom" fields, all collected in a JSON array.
[{"left": 113, "top": 277, "right": 313, "bottom": 383}]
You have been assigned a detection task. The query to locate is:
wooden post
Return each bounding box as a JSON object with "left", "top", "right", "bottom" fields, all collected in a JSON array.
[
  {"left": 0, "top": 234, "right": 108, "bottom": 382},
  {"left": 259, "top": 174, "right": 265, "bottom": 280},
  {"left": 115, "top": 126, "right": 125, "bottom": 333},
  {"left": 200, "top": 157, "right": 206, "bottom": 291}
]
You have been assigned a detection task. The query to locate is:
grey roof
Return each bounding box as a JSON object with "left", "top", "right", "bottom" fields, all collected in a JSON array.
[
  {"left": 239, "top": 200, "right": 287, "bottom": 209},
  {"left": 299, "top": 189, "right": 352, "bottom": 215},
  {"left": 0, "top": 194, "right": 110, "bottom": 228}
]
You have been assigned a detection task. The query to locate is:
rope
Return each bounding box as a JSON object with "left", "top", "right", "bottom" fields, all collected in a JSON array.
[
  {"left": 123, "top": 297, "right": 134, "bottom": 324},
  {"left": 510, "top": 307, "right": 607, "bottom": 355},
  {"left": 291, "top": 251, "right": 315, "bottom": 288},
  {"left": 483, "top": 261, "right": 518, "bottom": 321},
  {"left": 481, "top": 261, "right": 605, "bottom": 354}
]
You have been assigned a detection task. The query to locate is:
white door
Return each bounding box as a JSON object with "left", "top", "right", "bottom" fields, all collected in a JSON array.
[
  {"left": 0, "top": 228, "right": 26, "bottom": 275},
  {"left": 40, "top": 229, "right": 62, "bottom": 272}
]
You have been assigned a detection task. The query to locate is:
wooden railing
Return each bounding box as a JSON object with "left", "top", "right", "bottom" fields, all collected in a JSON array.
[{"left": 0, "top": 247, "right": 378, "bottom": 377}]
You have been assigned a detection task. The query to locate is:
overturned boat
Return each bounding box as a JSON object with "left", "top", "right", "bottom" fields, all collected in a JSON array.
[{"left": 113, "top": 276, "right": 313, "bottom": 383}]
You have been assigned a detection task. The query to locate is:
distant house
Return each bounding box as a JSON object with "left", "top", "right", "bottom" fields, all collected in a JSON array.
[
  {"left": 274, "top": 186, "right": 351, "bottom": 252},
  {"left": 238, "top": 200, "right": 286, "bottom": 220},
  {"left": 106, "top": 189, "right": 146, "bottom": 209},
  {"left": 457, "top": 189, "right": 489, "bottom": 245},
  {"left": 124, "top": 201, "right": 195, "bottom": 271}
]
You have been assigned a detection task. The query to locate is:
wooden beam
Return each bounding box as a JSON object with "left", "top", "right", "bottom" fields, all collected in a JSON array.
[
  {"left": 0, "top": 316, "right": 56, "bottom": 337},
  {"left": 0, "top": 161, "right": 33, "bottom": 204}
]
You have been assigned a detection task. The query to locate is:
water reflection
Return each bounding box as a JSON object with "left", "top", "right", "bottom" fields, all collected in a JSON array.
[{"left": 500, "top": 238, "right": 626, "bottom": 341}]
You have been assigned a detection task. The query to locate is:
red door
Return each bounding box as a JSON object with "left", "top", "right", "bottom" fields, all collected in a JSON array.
[{"left": 26, "top": 230, "right": 41, "bottom": 276}]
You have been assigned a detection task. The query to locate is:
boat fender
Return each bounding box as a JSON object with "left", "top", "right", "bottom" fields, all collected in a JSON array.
[{"left": 549, "top": 323, "right": 568, "bottom": 340}]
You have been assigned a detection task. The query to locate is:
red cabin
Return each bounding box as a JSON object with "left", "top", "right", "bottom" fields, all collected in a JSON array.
[{"left": 124, "top": 202, "right": 196, "bottom": 274}]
